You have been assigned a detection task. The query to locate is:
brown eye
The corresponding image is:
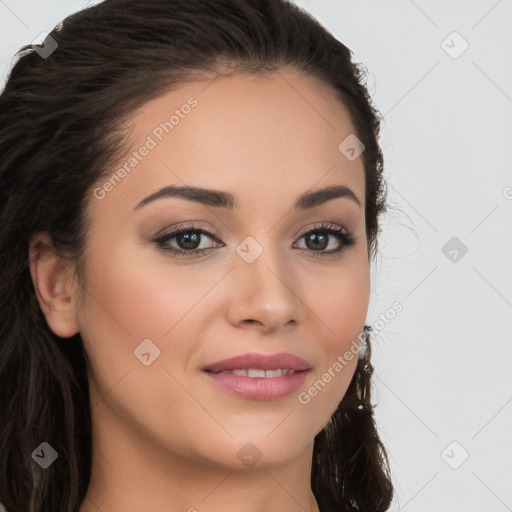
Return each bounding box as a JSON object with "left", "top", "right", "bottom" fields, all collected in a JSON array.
[
  {"left": 153, "top": 224, "right": 221, "bottom": 258},
  {"left": 294, "top": 224, "right": 356, "bottom": 256}
]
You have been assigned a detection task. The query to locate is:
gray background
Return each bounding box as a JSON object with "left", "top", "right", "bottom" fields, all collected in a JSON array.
[{"left": 1, "top": 1, "right": 511, "bottom": 511}]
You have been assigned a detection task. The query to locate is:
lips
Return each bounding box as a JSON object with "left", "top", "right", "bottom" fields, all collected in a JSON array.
[
  {"left": 202, "top": 352, "right": 311, "bottom": 400},
  {"left": 202, "top": 352, "right": 311, "bottom": 374}
]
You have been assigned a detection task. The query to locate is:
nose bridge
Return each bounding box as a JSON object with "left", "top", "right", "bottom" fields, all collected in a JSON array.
[{"left": 228, "top": 234, "right": 301, "bottom": 329}]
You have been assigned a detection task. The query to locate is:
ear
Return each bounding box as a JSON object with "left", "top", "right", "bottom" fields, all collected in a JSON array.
[{"left": 28, "top": 232, "right": 81, "bottom": 338}]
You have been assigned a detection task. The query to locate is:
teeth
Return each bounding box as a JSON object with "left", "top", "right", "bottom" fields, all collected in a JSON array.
[
  {"left": 265, "top": 369, "right": 284, "bottom": 377},
  {"left": 217, "top": 369, "right": 247, "bottom": 376},
  {"left": 216, "top": 368, "right": 296, "bottom": 378},
  {"left": 247, "top": 368, "right": 266, "bottom": 378}
]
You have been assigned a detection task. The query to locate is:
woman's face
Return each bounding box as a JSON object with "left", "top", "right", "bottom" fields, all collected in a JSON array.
[{"left": 75, "top": 70, "right": 369, "bottom": 470}]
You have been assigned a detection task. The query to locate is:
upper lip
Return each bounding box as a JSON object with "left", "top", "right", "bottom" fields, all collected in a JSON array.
[{"left": 202, "top": 352, "right": 310, "bottom": 373}]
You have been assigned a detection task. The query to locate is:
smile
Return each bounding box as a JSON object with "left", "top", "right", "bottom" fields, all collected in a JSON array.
[{"left": 212, "top": 368, "right": 296, "bottom": 377}]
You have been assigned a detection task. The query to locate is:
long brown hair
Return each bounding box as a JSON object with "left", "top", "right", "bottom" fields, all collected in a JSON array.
[{"left": 0, "top": 1, "right": 392, "bottom": 510}]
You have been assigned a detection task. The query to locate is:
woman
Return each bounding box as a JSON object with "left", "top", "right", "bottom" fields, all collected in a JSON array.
[{"left": 0, "top": 0, "right": 393, "bottom": 511}]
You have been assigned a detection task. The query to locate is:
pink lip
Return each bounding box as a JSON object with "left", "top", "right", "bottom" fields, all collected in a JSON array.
[
  {"left": 202, "top": 352, "right": 310, "bottom": 400},
  {"left": 204, "top": 370, "right": 309, "bottom": 400},
  {"left": 202, "top": 352, "right": 310, "bottom": 373}
]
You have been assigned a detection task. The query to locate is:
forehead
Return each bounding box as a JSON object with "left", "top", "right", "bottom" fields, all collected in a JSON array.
[{"left": 92, "top": 69, "right": 365, "bottom": 216}]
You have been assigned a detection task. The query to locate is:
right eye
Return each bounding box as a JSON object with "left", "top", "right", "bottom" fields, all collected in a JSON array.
[{"left": 153, "top": 224, "right": 223, "bottom": 258}]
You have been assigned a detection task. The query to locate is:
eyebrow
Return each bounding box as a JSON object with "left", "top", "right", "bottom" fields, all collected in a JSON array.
[{"left": 133, "top": 183, "right": 361, "bottom": 211}]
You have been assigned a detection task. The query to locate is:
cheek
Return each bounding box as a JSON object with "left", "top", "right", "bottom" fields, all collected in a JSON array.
[
  {"left": 76, "top": 234, "right": 225, "bottom": 397},
  {"left": 300, "top": 257, "right": 369, "bottom": 419},
  {"left": 76, "top": 240, "right": 212, "bottom": 439},
  {"left": 309, "top": 254, "right": 370, "bottom": 347},
  {"left": 80, "top": 236, "right": 210, "bottom": 341}
]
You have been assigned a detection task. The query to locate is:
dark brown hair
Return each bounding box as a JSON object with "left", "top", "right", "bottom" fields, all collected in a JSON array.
[{"left": 0, "top": 1, "right": 392, "bottom": 510}]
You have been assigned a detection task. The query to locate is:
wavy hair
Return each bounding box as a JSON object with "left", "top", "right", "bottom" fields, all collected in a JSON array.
[{"left": 0, "top": 1, "right": 393, "bottom": 510}]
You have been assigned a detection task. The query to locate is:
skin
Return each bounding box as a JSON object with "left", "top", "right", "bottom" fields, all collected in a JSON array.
[{"left": 29, "top": 69, "right": 370, "bottom": 512}]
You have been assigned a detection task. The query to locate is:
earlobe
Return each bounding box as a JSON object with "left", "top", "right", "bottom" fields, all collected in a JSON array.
[{"left": 29, "top": 232, "right": 81, "bottom": 338}]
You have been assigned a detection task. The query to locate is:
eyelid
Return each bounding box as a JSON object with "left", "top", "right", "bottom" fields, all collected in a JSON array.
[
  {"left": 153, "top": 221, "right": 219, "bottom": 240},
  {"left": 294, "top": 221, "right": 349, "bottom": 238}
]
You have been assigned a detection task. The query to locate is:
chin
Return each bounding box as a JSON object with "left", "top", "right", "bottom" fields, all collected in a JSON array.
[{"left": 191, "top": 427, "right": 315, "bottom": 470}]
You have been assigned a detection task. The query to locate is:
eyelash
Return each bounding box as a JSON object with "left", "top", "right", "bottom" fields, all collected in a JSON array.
[{"left": 153, "top": 222, "right": 356, "bottom": 259}]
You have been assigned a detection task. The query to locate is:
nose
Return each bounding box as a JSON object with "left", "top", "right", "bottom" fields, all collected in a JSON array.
[{"left": 225, "top": 242, "right": 303, "bottom": 334}]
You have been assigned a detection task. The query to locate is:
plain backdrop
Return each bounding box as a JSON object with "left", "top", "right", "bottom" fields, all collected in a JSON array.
[{"left": 1, "top": 1, "right": 511, "bottom": 511}]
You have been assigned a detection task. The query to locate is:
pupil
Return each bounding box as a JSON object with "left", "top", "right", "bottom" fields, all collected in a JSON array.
[
  {"left": 307, "top": 232, "right": 327, "bottom": 250},
  {"left": 179, "top": 232, "right": 200, "bottom": 250}
]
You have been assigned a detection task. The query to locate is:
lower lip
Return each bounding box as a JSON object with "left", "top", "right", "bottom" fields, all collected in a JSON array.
[{"left": 203, "top": 370, "right": 309, "bottom": 400}]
